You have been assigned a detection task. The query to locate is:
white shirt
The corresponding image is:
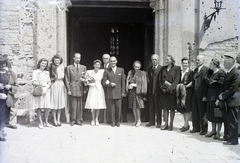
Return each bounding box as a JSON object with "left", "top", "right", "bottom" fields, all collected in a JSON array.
[
  {"left": 112, "top": 66, "right": 117, "bottom": 74},
  {"left": 197, "top": 65, "right": 204, "bottom": 72},
  {"left": 227, "top": 65, "right": 235, "bottom": 73},
  {"left": 181, "top": 68, "right": 189, "bottom": 81}
]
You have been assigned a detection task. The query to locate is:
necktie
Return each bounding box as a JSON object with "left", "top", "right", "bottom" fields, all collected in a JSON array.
[{"left": 77, "top": 64, "right": 79, "bottom": 71}]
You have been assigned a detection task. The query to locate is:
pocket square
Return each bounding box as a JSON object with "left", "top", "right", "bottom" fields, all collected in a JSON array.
[{"left": 118, "top": 73, "right": 121, "bottom": 75}]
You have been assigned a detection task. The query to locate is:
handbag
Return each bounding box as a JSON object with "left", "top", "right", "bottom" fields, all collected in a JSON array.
[
  {"left": 32, "top": 85, "right": 43, "bottom": 97},
  {"left": 214, "top": 108, "right": 223, "bottom": 118},
  {"left": 218, "top": 100, "right": 228, "bottom": 113},
  {"left": 32, "top": 73, "right": 43, "bottom": 97}
]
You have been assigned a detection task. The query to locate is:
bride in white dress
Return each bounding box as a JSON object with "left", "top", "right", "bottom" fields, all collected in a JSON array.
[{"left": 85, "top": 60, "right": 106, "bottom": 126}]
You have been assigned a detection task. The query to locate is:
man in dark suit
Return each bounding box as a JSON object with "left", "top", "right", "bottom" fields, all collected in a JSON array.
[
  {"left": 102, "top": 56, "right": 125, "bottom": 127},
  {"left": 145, "top": 54, "right": 162, "bottom": 128},
  {"left": 216, "top": 55, "right": 239, "bottom": 145},
  {"left": 235, "top": 53, "right": 240, "bottom": 137},
  {"left": 191, "top": 55, "right": 208, "bottom": 135},
  {"left": 99, "top": 53, "right": 110, "bottom": 123},
  {"left": 65, "top": 53, "right": 86, "bottom": 126}
]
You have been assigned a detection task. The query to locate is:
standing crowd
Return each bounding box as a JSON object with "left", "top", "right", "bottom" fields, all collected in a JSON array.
[{"left": 0, "top": 52, "right": 239, "bottom": 145}]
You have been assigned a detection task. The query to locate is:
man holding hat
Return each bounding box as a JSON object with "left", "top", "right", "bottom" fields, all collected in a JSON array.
[{"left": 216, "top": 54, "right": 239, "bottom": 145}]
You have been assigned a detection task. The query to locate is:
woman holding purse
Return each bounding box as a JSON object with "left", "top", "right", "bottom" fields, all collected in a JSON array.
[
  {"left": 32, "top": 58, "right": 51, "bottom": 129},
  {"left": 159, "top": 55, "right": 180, "bottom": 131},
  {"left": 203, "top": 58, "right": 226, "bottom": 139}
]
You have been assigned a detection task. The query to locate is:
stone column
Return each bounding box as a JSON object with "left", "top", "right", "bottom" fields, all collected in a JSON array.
[{"left": 150, "top": 0, "right": 168, "bottom": 65}]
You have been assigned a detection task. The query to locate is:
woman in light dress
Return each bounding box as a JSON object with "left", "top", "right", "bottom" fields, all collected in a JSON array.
[
  {"left": 32, "top": 58, "right": 51, "bottom": 129},
  {"left": 85, "top": 60, "right": 106, "bottom": 126},
  {"left": 50, "top": 54, "right": 66, "bottom": 127}
]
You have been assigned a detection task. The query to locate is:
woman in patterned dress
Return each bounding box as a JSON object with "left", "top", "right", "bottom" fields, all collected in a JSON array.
[
  {"left": 32, "top": 58, "right": 51, "bottom": 129},
  {"left": 50, "top": 54, "right": 66, "bottom": 127},
  {"left": 85, "top": 60, "right": 106, "bottom": 126},
  {"left": 126, "top": 61, "right": 147, "bottom": 127}
]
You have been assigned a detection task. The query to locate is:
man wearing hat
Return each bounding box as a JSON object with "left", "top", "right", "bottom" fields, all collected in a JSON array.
[{"left": 216, "top": 54, "right": 239, "bottom": 145}]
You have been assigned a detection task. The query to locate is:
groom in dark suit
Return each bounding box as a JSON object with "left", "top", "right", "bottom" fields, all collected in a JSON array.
[
  {"left": 102, "top": 56, "right": 125, "bottom": 127},
  {"left": 145, "top": 54, "right": 162, "bottom": 128},
  {"left": 65, "top": 53, "right": 86, "bottom": 126},
  {"left": 191, "top": 55, "right": 208, "bottom": 135}
]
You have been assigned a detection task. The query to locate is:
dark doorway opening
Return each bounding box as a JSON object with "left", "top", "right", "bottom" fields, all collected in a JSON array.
[{"left": 67, "top": 7, "right": 154, "bottom": 72}]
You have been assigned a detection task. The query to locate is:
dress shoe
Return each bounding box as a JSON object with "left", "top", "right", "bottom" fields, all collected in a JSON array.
[
  {"left": 91, "top": 120, "right": 95, "bottom": 126},
  {"left": 223, "top": 141, "right": 238, "bottom": 145},
  {"left": 190, "top": 129, "right": 200, "bottom": 133},
  {"left": 213, "top": 133, "right": 221, "bottom": 140},
  {"left": 53, "top": 123, "right": 58, "bottom": 127},
  {"left": 145, "top": 123, "right": 155, "bottom": 127},
  {"left": 8, "top": 125, "right": 17, "bottom": 129},
  {"left": 205, "top": 132, "right": 216, "bottom": 137},
  {"left": 38, "top": 123, "right": 43, "bottom": 129},
  {"left": 136, "top": 121, "right": 141, "bottom": 127},
  {"left": 0, "top": 137, "right": 6, "bottom": 141},
  {"left": 156, "top": 124, "right": 161, "bottom": 128},
  {"left": 161, "top": 125, "right": 168, "bottom": 130},
  {"left": 96, "top": 120, "right": 99, "bottom": 126},
  {"left": 57, "top": 123, "right": 61, "bottom": 127},
  {"left": 199, "top": 131, "right": 207, "bottom": 135},
  {"left": 76, "top": 122, "right": 82, "bottom": 126},
  {"left": 168, "top": 126, "right": 173, "bottom": 131},
  {"left": 111, "top": 123, "right": 115, "bottom": 127},
  {"left": 70, "top": 121, "right": 75, "bottom": 126},
  {"left": 116, "top": 123, "right": 120, "bottom": 127},
  {"left": 43, "top": 122, "right": 52, "bottom": 128}
]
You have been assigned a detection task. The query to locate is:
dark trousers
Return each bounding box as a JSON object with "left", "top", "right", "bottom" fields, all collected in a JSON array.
[
  {"left": 107, "top": 99, "right": 122, "bottom": 124},
  {"left": 223, "top": 107, "right": 238, "bottom": 144},
  {"left": 192, "top": 93, "right": 208, "bottom": 132},
  {"left": 69, "top": 96, "right": 82, "bottom": 123},
  {"left": 148, "top": 94, "right": 161, "bottom": 125},
  {"left": 98, "top": 109, "right": 105, "bottom": 123}
]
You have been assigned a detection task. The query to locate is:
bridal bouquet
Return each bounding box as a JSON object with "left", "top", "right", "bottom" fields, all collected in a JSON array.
[{"left": 81, "top": 72, "right": 95, "bottom": 85}]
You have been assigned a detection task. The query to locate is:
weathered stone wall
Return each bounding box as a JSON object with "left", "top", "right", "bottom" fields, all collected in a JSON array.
[
  {"left": 199, "top": 0, "right": 239, "bottom": 69},
  {"left": 0, "top": 0, "right": 69, "bottom": 121}
]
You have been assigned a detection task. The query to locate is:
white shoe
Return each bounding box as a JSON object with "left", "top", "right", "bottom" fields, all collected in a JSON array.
[
  {"left": 96, "top": 120, "right": 99, "bottom": 126},
  {"left": 91, "top": 120, "right": 95, "bottom": 126}
]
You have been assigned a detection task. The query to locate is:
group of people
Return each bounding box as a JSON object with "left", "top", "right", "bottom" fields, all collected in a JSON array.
[{"left": 0, "top": 52, "right": 239, "bottom": 146}]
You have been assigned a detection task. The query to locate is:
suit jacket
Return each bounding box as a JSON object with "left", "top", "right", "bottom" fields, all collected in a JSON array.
[
  {"left": 221, "top": 67, "right": 240, "bottom": 106},
  {"left": 193, "top": 65, "right": 209, "bottom": 99},
  {"left": 65, "top": 64, "right": 86, "bottom": 97},
  {"left": 102, "top": 67, "right": 125, "bottom": 99},
  {"left": 147, "top": 65, "right": 161, "bottom": 95}
]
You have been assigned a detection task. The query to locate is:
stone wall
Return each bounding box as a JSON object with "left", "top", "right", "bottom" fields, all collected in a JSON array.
[
  {"left": 199, "top": 0, "right": 239, "bottom": 68},
  {"left": 0, "top": 0, "right": 69, "bottom": 121}
]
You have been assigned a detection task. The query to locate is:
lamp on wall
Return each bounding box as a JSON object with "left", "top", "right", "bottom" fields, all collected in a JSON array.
[{"left": 204, "top": 0, "right": 225, "bottom": 32}]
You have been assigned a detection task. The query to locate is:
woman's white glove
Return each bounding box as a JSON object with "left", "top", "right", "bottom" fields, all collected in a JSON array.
[{"left": 0, "top": 93, "right": 7, "bottom": 100}]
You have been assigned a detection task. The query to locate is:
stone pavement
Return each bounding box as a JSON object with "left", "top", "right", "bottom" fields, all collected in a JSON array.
[{"left": 0, "top": 113, "right": 239, "bottom": 163}]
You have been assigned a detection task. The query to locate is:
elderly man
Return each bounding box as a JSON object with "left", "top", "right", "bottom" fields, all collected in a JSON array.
[
  {"left": 145, "top": 54, "right": 162, "bottom": 128},
  {"left": 102, "top": 56, "right": 125, "bottom": 127},
  {"left": 99, "top": 53, "right": 110, "bottom": 123},
  {"left": 190, "top": 55, "right": 209, "bottom": 135},
  {"left": 216, "top": 55, "right": 239, "bottom": 145},
  {"left": 65, "top": 53, "right": 86, "bottom": 126}
]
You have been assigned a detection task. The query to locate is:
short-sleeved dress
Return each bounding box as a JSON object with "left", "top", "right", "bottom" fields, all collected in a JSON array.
[
  {"left": 85, "top": 69, "right": 106, "bottom": 109},
  {"left": 32, "top": 69, "right": 51, "bottom": 109},
  {"left": 50, "top": 65, "right": 66, "bottom": 110}
]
